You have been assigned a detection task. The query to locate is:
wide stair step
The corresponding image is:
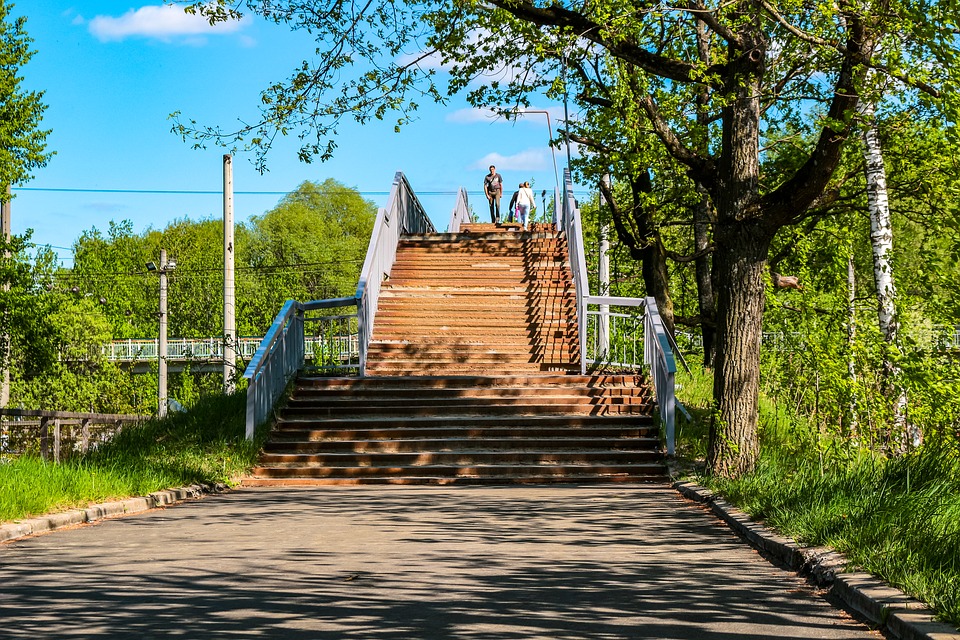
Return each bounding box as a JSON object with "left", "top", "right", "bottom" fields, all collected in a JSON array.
[{"left": 244, "top": 374, "right": 666, "bottom": 486}]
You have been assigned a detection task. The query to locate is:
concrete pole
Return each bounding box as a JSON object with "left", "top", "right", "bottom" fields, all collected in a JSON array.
[
  {"left": 599, "top": 174, "right": 611, "bottom": 358},
  {"left": 1, "top": 186, "right": 10, "bottom": 408},
  {"left": 223, "top": 155, "right": 237, "bottom": 394},
  {"left": 158, "top": 249, "right": 168, "bottom": 418}
]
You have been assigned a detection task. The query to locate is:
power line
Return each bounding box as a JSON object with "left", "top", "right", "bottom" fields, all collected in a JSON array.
[
  {"left": 13, "top": 187, "right": 590, "bottom": 197},
  {"left": 43, "top": 258, "right": 365, "bottom": 280},
  {"left": 13, "top": 187, "right": 434, "bottom": 196}
]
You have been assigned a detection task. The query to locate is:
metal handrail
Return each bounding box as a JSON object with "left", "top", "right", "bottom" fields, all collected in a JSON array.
[
  {"left": 564, "top": 171, "right": 678, "bottom": 455},
  {"left": 449, "top": 187, "right": 471, "bottom": 232},
  {"left": 242, "top": 172, "right": 436, "bottom": 439},
  {"left": 562, "top": 169, "right": 591, "bottom": 375},
  {"left": 241, "top": 298, "right": 361, "bottom": 439},
  {"left": 356, "top": 171, "right": 435, "bottom": 373}
]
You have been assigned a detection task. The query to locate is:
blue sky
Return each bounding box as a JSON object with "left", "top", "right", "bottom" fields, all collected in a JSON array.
[{"left": 12, "top": 2, "right": 574, "bottom": 265}]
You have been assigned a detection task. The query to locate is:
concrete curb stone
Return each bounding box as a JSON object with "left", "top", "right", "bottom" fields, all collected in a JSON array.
[
  {"left": 0, "top": 483, "right": 223, "bottom": 544},
  {"left": 672, "top": 480, "right": 960, "bottom": 640}
]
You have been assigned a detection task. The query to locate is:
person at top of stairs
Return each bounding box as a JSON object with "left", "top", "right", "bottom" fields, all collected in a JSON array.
[
  {"left": 516, "top": 181, "right": 536, "bottom": 230},
  {"left": 483, "top": 165, "right": 504, "bottom": 224},
  {"left": 507, "top": 183, "right": 521, "bottom": 224}
]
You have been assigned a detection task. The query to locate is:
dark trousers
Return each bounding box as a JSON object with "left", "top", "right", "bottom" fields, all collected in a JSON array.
[{"left": 487, "top": 193, "right": 501, "bottom": 223}]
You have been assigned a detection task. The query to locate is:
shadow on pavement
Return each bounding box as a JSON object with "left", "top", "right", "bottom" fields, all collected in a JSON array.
[{"left": 0, "top": 485, "right": 877, "bottom": 639}]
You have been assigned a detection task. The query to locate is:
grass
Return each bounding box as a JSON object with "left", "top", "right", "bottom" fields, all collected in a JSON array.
[
  {"left": 0, "top": 392, "right": 268, "bottom": 524},
  {"left": 676, "top": 365, "right": 960, "bottom": 629}
]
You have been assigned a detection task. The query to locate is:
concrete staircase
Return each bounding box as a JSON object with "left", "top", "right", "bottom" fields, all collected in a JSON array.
[{"left": 244, "top": 224, "right": 667, "bottom": 486}]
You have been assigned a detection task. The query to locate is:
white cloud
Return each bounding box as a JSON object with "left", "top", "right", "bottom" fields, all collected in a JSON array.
[
  {"left": 87, "top": 4, "right": 246, "bottom": 43},
  {"left": 445, "top": 108, "right": 500, "bottom": 124},
  {"left": 447, "top": 106, "right": 566, "bottom": 127},
  {"left": 469, "top": 149, "right": 548, "bottom": 172}
]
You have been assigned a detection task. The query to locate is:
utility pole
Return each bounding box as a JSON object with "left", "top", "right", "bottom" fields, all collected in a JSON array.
[
  {"left": 1, "top": 185, "right": 10, "bottom": 408},
  {"left": 147, "top": 251, "right": 175, "bottom": 417},
  {"left": 223, "top": 154, "right": 236, "bottom": 394},
  {"left": 599, "top": 174, "right": 611, "bottom": 358},
  {"left": 158, "top": 249, "right": 169, "bottom": 418}
]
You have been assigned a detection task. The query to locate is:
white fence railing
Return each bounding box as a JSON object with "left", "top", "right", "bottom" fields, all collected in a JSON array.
[
  {"left": 356, "top": 171, "right": 435, "bottom": 373},
  {"left": 448, "top": 187, "right": 471, "bottom": 232},
  {"left": 562, "top": 169, "right": 678, "bottom": 455},
  {"left": 103, "top": 336, "right": 357, "bottom": 364}
]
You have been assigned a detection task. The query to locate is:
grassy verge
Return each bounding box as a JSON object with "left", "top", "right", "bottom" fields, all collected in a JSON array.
[
  {"left": 676, "top": 366, "right": 960, "bottom": 628},
  {"left": 0, "top": 392, "right": 268, "bottom": 524}
]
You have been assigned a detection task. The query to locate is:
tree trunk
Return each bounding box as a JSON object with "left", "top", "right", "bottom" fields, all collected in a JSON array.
[
  {"left": 707, "top": 40, "right": 766, "bottom": 478},
  {"left": 847, "top": 253, "right": 859, "bottom": 439},
  {"left": 692, "top": 16, "right": 717, "bottom": 369},
  {"left": 630, "top": 171, "right": 674, "bottom": 334},
  {"left": 601, "top": 169, "right": 675, "bottom": 334},
  {"left": 708, "top": 220, "right": 771, "bottom": 477},
  {"left": 693, "top": 188, "right": 716, "bottom": 367},
  {"left": 860, "top": 100, "right": 916, "bottom": 448}
]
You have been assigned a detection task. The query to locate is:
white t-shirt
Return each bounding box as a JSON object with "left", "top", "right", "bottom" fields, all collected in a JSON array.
[{"left": 517, "top": 187, "right": 535, "bottom": 206}]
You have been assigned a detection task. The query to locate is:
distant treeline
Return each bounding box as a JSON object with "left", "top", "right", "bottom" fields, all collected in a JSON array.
[{"left": 1, "top": 179, "right": 375, "bottom": 414}]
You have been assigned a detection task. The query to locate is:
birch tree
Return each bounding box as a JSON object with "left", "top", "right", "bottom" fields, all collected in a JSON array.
[{"left": 859, "top": 98, "right": 915, "bottom": 448}]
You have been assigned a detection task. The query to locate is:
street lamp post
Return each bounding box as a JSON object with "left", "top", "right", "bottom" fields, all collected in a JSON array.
[
  {"left": 147, "top": 250, "right": 176, "bottom": 417},
  {"left": 511, "top": 108, "right": 560, "bottom": 202}
]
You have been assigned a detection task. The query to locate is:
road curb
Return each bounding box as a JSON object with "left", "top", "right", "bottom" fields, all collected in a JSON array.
[
  {"left": 673, "top": 480, "right": 960, "bottom": 640},
  {"left": 0, "top": 483, "right": 224, "bottom": 544}
]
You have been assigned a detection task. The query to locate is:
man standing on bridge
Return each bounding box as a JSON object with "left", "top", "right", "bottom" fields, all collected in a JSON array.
[{"left": 483, "top": 165, "right": 503, "bottom": 224}]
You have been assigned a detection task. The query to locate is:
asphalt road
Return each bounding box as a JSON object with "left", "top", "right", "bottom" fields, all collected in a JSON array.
[{"left": 0, "top": 485, "right": 881, "bottom": 639}]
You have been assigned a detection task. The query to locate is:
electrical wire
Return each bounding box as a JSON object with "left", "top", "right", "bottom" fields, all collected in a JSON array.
[{"left": 37, "top": 258, "right": 365, "bottom": 281}]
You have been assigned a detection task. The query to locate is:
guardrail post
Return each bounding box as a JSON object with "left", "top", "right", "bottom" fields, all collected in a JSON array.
[
  {"left": 53, "top": 418, "right": 61, "bottom": 463},
  {"left": 81, "top": 418, "right": 91, "bottom": 454},
  {"left": 39, "top": 417, "right": 49, "bottom": 461}
]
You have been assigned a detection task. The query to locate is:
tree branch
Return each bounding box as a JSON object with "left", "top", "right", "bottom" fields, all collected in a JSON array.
[
  {"left": 665, "top": 245, "right": 715, "bottom": 263},
  {"left": 639, "top": 93, "right": 716, "bottom": 188},
  {"left": 685, "top": 1, "right": 744, "bottom": 47},
  {"left": 485, "top": 0, "right": 704, "bottom": 84},
  {"left": 757, "top": 0, "right": 846, "bottom": 53}
]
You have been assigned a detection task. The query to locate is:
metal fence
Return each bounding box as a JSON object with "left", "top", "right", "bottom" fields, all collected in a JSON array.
[
  {"left": 242, "top": 298, "right": 359, "bottom": 439},
  {"left": 104, "top": 337, "right": 263, "bottom": 362}
]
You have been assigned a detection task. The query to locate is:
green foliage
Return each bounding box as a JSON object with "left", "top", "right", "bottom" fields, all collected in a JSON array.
[
  {"left": 241, "top": 179, "right": 375, "bottom": 332},
  {"left": 0, "top": 1, "right": 53, "bottom": 190},
  {"left": 0, "top": 392, "right": 267, "bottom": 523},
  {"left": 6, "top": 179, "right": 373, "bottom": 413}
]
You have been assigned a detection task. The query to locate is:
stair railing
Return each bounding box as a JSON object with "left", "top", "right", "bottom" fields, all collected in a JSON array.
[
  {"left": 243, "top": 171, "right": 435, "bottom": 439},
  {"left": 561, "top": 169, "right": 591, "bottom": 376},
  {"left": 242, "top": 297, "right": 359, "bottom": 439},
  {"left": 562, "top": 168, "right": 678, "bottom": 455},
  {"left": 448, "top": 187, "right": 471, "bottom": 232},
  {"left": 356, "top": 171, "right": 435, "bottom": 374}
]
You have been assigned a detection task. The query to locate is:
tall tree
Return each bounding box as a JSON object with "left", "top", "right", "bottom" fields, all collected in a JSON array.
[
  {"left": 182, "top": 0, "right": 957, "bottom": 477},
  {"left": 0, "top": 1, "right": 52, "bottom": 192}
]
